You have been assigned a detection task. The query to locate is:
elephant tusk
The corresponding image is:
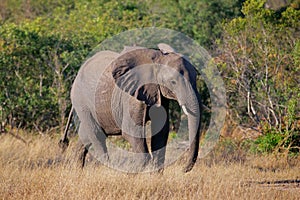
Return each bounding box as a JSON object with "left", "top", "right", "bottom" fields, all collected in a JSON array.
[{"left": 182, "top": 105, "right": 189, "bottom": 116}]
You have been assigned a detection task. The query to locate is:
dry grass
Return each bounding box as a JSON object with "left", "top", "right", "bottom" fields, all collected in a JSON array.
[{"left": 0, "top": 133, "right": 299, "bottom": 200}]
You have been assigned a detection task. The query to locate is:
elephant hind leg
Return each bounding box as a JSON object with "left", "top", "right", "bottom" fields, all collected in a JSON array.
[
  {"left": 77, "top": 142, "right": 89, "bottom": 168},
  {"left": 76, "top": 109, "right": 109, "bottom": 167}
]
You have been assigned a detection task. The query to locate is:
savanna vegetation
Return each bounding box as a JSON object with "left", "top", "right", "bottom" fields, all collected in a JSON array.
[
  {"left": 1, "top": 132, "right": 300, "bottom": 199},
  {"left": 0, "top": 0, "right": 299, "bottom": 199}
]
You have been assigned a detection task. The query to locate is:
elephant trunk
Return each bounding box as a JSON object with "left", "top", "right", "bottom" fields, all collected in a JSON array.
[{"left": 179, "top": 90, "right": 201, "bottom": 173}]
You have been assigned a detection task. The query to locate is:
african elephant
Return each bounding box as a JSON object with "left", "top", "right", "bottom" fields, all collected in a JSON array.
[{"left": 61, "top": 44, "right": 202, "bottom": 173}]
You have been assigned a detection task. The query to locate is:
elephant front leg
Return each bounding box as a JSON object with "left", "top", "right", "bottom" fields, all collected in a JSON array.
[
  {"left": 116, "top": 101, "right": 151, "bottom": 172},
  {"left": 122, "top": 133, "right": 151, "bottom": 172},
  {"left": 150, "top": 104, "right": 170, "bottom": 172}
]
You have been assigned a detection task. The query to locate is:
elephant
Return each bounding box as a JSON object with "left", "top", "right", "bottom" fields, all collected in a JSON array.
[{"left": 60, "top": 43, "right": 202, "bottom": 173}]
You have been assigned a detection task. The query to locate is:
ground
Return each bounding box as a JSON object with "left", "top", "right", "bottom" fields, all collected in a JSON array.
[{"left": 0, "top": 133, "right": 299, "bottom": 199}]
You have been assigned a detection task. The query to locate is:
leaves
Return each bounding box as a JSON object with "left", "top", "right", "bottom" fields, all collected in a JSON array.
[
  {"left": 0, "top": 0, "right": 245, "bottom": 133},
  {"left": 218, "top": 0, "right": 300, "bottom": 154}
]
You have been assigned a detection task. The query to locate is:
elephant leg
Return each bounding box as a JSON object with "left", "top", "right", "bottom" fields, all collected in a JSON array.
[
  {"left": 122, "top": 132, "right": 150, "bottom": 170},
  {"left": 77, "top": 142, "right": 88, "bottom": 168},
  {"left": 116, "top": 101, "right": 151, "bottom": 171},
  {"left": 123, "top": 132, "right": 149, "bottom": 153},
  {"left": 77, "top": 110, "right": 109, "bottom": 166},
  {"left": 151, "top": 119, "right": 169, "bottom": 171},
  {"left": 150, "top": 104, "right": 170, "bottom": 172}
]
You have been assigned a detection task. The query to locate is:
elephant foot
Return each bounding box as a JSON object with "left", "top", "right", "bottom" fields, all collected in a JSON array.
[
  {"left": 77, "top": 145, "right": 88, "bottom": 169},
  {"left": 94, "top": 153, "right": 110, "bottom": 166},
  {"left": 58, "top": 138, "right": 69, "bottom": 153},
  {"left": 123, "top": 153, "right": 151, "bottom": 173},
  {"left": 183, "top": 162, "right": 195, "bottom": 173},
  {"left": 150, "top": 167, "right": 164, "bottom": 175}
]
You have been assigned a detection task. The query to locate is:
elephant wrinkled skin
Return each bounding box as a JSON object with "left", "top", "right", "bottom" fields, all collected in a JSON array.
[{"left": 62, "top": 44, "right": 202, "bottom": 173}]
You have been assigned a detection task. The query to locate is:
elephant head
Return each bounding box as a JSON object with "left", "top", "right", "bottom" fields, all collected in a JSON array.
[{"left": 111, "top": 44, "right": 201, "bottom": 172}]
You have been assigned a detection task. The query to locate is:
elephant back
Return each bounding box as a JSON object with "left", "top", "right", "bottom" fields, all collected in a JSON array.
[{"left": 71, "top": 50, "right": 119, "bottom": 126}]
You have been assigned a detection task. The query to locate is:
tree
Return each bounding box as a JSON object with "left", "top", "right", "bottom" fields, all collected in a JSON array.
[
  {"left": 0, "top": 0, "right": 246, "bottom": 135},
  {"left": 145, "top": 0, "right": 245, "bottom": 49},
  {"left": 217, "top": 0, "right": 300, "bottom": 153},
  {"left": 0, "top": 0, "right": 152, "bottom": 133}
]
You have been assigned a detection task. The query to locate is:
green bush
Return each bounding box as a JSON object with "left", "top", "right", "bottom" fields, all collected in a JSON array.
[
  {"left": 249, "top": 124, "right": 300, "bottom": 155},
  {"left": 1, "top": 0, "right": 244, "bottom": 134},
  {"left": 251, "top": 132, "right": 284, "bottom": 154},
  {"left": 218, "top": 0, "right": 300, "bottom": 155}
]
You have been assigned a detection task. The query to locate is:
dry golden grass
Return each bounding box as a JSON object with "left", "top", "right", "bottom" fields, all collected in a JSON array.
[{"left": 0, "top": 133, "right": 299, "bottom": 200}]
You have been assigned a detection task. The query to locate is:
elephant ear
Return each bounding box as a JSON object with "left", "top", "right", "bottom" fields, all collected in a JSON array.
[
  {"left": 111, "top": 49, "right": 162, "bottom": 105},
  {"left": 121, "top": 46, "right": 146, "bottom": 55},
  {"left": 158, "top": 43, "right": 176, "bottom": 54}
]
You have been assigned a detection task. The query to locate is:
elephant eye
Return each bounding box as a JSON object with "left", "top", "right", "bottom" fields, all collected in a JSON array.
[{"left": 170, "top": 80, "right": 176, "bottom": 85}]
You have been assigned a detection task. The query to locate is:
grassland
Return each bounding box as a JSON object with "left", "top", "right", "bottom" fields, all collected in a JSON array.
[{"left": 0, "top": 133, "right": 299, "bottom": 200}]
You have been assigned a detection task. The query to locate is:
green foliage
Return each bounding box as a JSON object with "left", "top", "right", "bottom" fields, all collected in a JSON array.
[
  {"left": 169, "top": 131, "right": 178, "bottom": 140},
  {"left": 146, "top": 0, "right": 244, "bottom": 48},
  {"left": 0, "top": 0, "right": 244, "bottom": 133},
  {"left": 218, "top": 0, "right": 300, "bottom": 155},
  {"left": 249, "top": 125, "right": 300, "bottom": 155},
  {"left": 0, "top": 0, "right": 75, "bottom": 22},
  {"left": 0, "top": 0, "right": 154, "bottom": 132},
  {"left": 252, "top": 131, "right": 284, "bottom": 154},
  {"left": 0, "top": 23, "right": 82, "bottom": 131}
]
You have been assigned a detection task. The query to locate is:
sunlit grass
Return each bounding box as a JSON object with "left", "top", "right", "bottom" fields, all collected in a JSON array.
[{"left": 0, "top": 133, "right": 299, "bottom": 199}]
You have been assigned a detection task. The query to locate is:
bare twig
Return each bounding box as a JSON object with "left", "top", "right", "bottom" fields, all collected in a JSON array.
[
  {"left": 7, "top": 131, "right": 27, "bottom": 144},
  {"left": 3, "top": 124, "right": 27, "bottom": 144},
  {"left": 33, "top": 123, "right": 43, "bottom": 135}
]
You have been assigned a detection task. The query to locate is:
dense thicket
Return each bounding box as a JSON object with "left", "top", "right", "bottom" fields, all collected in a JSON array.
[
  {"left": 0, "top": 0, "right": 244, "bottom": 131},
  {"left": 0, "top": 0, "right": 299, "bottom": 153},
  {"left": 217, "top": 0, "right": 299, "bottom": 153}
]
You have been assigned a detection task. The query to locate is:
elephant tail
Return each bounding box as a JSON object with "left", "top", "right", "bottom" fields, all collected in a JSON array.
[{"left": 59, "top": 106, "right": 74, "bottom": 152}]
